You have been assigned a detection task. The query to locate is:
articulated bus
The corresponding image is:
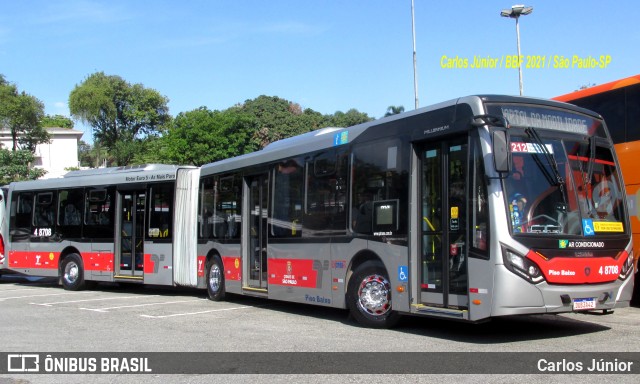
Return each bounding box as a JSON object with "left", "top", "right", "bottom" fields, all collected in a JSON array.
[
  {"left": 0, "top": 188, "right": 6, "bottom": 274},
  {"left": 554, "top": 75, "right": 640, "bottom": 303},
  {"left": 1, "top": 165, "right": 202, "bottom": 288},
  {"left": 1, "top": 95, "right": 635, "bottom": 327}
]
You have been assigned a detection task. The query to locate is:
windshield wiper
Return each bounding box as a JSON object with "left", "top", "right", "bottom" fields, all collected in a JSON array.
[
  {"left": 525, "top": 127, "right": 565, "bottom": 189},
  {"left": 525, "top": 127, "right": 569, "bottom": 215},
  {"left": 586, "top": 136, "right": 596, "bottom": 183}
]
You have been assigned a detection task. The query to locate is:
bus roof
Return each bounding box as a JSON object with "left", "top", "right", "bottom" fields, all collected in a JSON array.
[
  {"left": 201, "top": 95, "right": 601, "bottom": 176},
  {"left": 553, "top": 74, "right": 640, "bottom": 102},
  {"left": 7, "top": 164, "right": 193, "bottom": 191}
]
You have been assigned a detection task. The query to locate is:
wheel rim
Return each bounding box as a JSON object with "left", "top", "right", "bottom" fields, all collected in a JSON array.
[
  {"left": 209, "top": 263, "right": 221, "bottom": 293},
  {"left": 356, "top": 274, "right": 392, "bottom": 317},
  {"left": 64, "top": 261, "right": 79, "bottom": 284}
]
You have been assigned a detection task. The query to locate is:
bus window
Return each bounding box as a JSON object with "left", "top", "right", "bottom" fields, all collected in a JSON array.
[
  {"left": 271, "top": 158, "right": 303, "bottom": 237},
  {"left": 149, "top": 183, "right": 173, "bottom": 239},
  {"left": 57, "top": 189, "right": 83, "bottom": 238},
  {"left": 84, "top": 187, "right": 115, "bottom": 238},
  {"left": 470, "top": 138, "right": 489, "bottom": 254},
  {"left": 304, "top": 150, "right": 348, "bottom": 235},
  {"left": 34, "top": 192, "right": 55, "bottom": 228},
  {"left": 352, "top": 140, "right": 407, "bottom": 235},
  {"left": 148, "top": 183, "right": 173, "bottom": 238},
  {"left": 199, "top": 177, "right": 215, "bottom": 239},
  {"left": 11, "top": 192, "right": 33, "bottom": 241},
  {"left": 218, "top": 174, "right": 242, "bottom": 239},
  {"left": 58, "top": 189, "right": 83, "bottom": 226}
]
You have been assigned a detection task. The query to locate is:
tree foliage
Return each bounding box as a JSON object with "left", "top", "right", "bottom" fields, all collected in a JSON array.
[
  {"left": 0, "top": 75, "right": 49, "bottom": 152},
  {"left": 42, "top": 114, "right": 74, "bottom": 128},
  {"left": 384, "top": 105, "right": 405, "bottom": 117},
  {"left": 0, "top": 149, "right": 46, "bottom": 184},
  {"left": 156, "top": 95, "right": 373, "bottom": 166},
  {"left": 68, "top": 72, "right": 170, "bottom": 166},
  {"left": 159, "top": 107, "right": 257, "bottom": 166}
]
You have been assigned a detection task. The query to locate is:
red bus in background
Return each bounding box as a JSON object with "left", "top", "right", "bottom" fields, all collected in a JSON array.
[{"left": 555, "top": 74, "right": 640, "bottom": 304}]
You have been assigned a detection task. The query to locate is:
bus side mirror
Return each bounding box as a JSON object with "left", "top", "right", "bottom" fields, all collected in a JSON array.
[{"left": 492, "top": 129, "right": 512, "bottom": 173}]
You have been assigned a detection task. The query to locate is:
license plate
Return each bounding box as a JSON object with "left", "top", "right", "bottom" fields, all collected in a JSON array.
[{"left": 573, "top": 298, "right": 597, "bottom": 310}]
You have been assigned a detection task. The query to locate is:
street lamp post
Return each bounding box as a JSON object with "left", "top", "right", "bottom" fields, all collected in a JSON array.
[
  {"left": 501, "top": 4, "right": 533, "bottom": 96},
  {"left": 411, "top": 0, "right": 419, "bottom": 109}
]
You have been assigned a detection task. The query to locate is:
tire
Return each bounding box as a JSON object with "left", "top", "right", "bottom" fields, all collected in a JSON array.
[
  {"left": 60, "top": 254, "right": 87, "bottom": 291},
  {"left": 206, "top": 255, "right": 225, "bottom": 301},
  {"left": 346, "top": 262, "right": 400, "bottom": 328}
]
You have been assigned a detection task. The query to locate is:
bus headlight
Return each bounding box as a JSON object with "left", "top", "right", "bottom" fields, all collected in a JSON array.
[
  {"left": 619, "top": 250, "right": 634, "bottom": 280},
  {"left": 502, "top": 246, "right": 545, "bottom": 283}
]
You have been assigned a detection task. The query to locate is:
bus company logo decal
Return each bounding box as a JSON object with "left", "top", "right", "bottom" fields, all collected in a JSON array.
[{"left": 423, "top": 125, "right": 449, "bottom": 135}]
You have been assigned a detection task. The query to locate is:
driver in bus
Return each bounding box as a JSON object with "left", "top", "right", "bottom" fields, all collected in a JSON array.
[{"left": 506, "top": 166, "right": 528, "bottom": 232}]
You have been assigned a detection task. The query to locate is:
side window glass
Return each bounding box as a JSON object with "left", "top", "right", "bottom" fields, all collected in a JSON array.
[
  {"left": 148, "top": 183, "right": 173, "bottom": 239},
  {"left": 272, "top": 158, "right": 303, "bottom": 237},
  {"left": 84, "top": 187, "right": 115, "bottom": 238},
  {"left": 58, "top": 189, "right": 83, "bottom": 226},
  {"left": 218, "top": 174, "right": 242, "bottom": 239},
  {"left": 34, "top": 192, "right": 55, "bottom": 228},
  {"left": 305, "top": 150, "right": 348, "bottom": 236}
]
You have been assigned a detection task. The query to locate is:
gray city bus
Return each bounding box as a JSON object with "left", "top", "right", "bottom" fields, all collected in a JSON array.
[{"left": 2, "top": 95, "right": 635, "bottom": 328}]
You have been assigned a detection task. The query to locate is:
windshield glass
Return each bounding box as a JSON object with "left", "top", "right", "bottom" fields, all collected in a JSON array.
[{"left": 505, "top": 135, "right": 625, "bottom": 236}]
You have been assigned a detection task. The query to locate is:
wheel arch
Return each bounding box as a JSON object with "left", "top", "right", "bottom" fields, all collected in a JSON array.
[{"left": 57, "top": 246, "right": 83, "bottom": 276}]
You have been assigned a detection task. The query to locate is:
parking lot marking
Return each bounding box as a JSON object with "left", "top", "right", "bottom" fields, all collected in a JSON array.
[
  {"left": 0, "top": 291, "right": 85, "bottom": 302},
  {"left": 0, "top": 287, "right": 42, "bottom": 293},
  {"left": 30, "top": 295, "right": 155, "bottom": 307},
  {"left": 139, "top": 305, "right": 256, "bottom": 319},
  {"left": 79, "top": 298, "right": 205, "bottom": 312}
]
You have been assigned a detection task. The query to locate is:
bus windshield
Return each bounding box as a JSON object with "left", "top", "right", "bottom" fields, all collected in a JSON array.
[{"left": 505, "top": 134, "right": 625, "bottom": 236}]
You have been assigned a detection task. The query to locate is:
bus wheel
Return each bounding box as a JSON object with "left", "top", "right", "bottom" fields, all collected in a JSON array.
[
  {"left": 61, "top": 254, "right": 86, "bottom": 291},
  {"left": 206, "top": 255, "right": 225, "bottom": 301},
  {"left": 347, "top": 262, "right": 400, "bottom": 328}
]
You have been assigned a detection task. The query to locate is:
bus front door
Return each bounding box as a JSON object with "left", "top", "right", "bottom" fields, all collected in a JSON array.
[
  {"left": 247, "top": 174, "right": 268, "bottom": 290},
  {"left": 116, "top": 190, "right": 146, "bottom": 279},
  {"left": 419, "top": 139, "right": 469, "bottom": 310}
]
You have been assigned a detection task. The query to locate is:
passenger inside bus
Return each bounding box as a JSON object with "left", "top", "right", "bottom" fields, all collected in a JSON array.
[{"left": 353, "top": 191, "right": 373, "bottom": 233}]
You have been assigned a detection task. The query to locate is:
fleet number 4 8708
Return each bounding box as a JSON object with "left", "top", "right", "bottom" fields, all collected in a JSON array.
[
  {"left": 599, "top": 265, "right": 619, "bottom": 275},
  {"left": 33, "top": 228, "right": 52, "bottom": 237}
]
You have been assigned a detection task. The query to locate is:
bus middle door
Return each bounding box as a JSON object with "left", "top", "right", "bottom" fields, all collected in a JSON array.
[{"left": 116, "top": 189, "right": 146, "bottom": 280}]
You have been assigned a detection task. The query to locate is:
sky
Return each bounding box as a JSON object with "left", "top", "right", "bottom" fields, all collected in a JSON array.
[{"left": 1, "top": 0, "right": 639, "bottom": 142}]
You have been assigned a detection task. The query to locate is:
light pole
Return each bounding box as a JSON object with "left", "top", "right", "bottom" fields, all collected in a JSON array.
[
  {"left": 411, "top": 0, "right": 419, "bottom": 109},
  {"left": 501, "top": 4, "right": 533, "bottom": 96}
]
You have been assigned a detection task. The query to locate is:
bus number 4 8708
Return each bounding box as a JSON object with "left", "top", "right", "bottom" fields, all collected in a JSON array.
[{"left": 599, "top": 265, "right": 619, "bottom": 275}]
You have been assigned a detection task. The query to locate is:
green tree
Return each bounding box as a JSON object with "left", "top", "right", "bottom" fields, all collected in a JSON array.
[
  {"left": 42, "top": 114, "right": 74, "bottom": 128},
  {"left": 384, "top": 105, "right": 405, "bottom": 117},
  {"left": 68, "top": 72, "right": 170, "bottom": 166},
  {"left": 160, "top": 107, "right": 256, "bottom": 166},
  {"left": 326, "top": 108, "right": 373, "bottom": 127},
  {"left": 0, "top": 75, "right": 49, "bottom": 152},
  {"left": 0, "top": 149, "right": 46, "bottom": 184}
]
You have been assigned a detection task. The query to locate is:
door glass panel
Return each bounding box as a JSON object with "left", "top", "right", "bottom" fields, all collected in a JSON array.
[
  {"left": 448, "top": 143, "right": 468, "bottom": 295},
  {"left": 421, "top": 147, "right": 442, "bottom": 292},
  {"left": 248, "top": 175, "right": 268, "bottom": 288}
]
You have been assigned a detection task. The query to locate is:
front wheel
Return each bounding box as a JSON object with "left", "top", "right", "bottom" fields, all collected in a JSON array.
[
  {"left": 346, "top": 262, "right": 400, "bottom": 328},
  {"left": 60, "top": 254, "right": 87, "bottom": 291},
  {"left": 206, "top": 255, "right": 226, "bottom": 301}
]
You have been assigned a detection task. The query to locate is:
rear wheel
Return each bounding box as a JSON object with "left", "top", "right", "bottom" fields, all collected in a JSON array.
[
  {"left": 206, "top": 255, "right": 225, "bottom": 301},
  {"left": 60, "top": 254, "right": 87, "bottom": 291},
  {"left": 347, "top": 262, "right": 400, "bottom": 328}
]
